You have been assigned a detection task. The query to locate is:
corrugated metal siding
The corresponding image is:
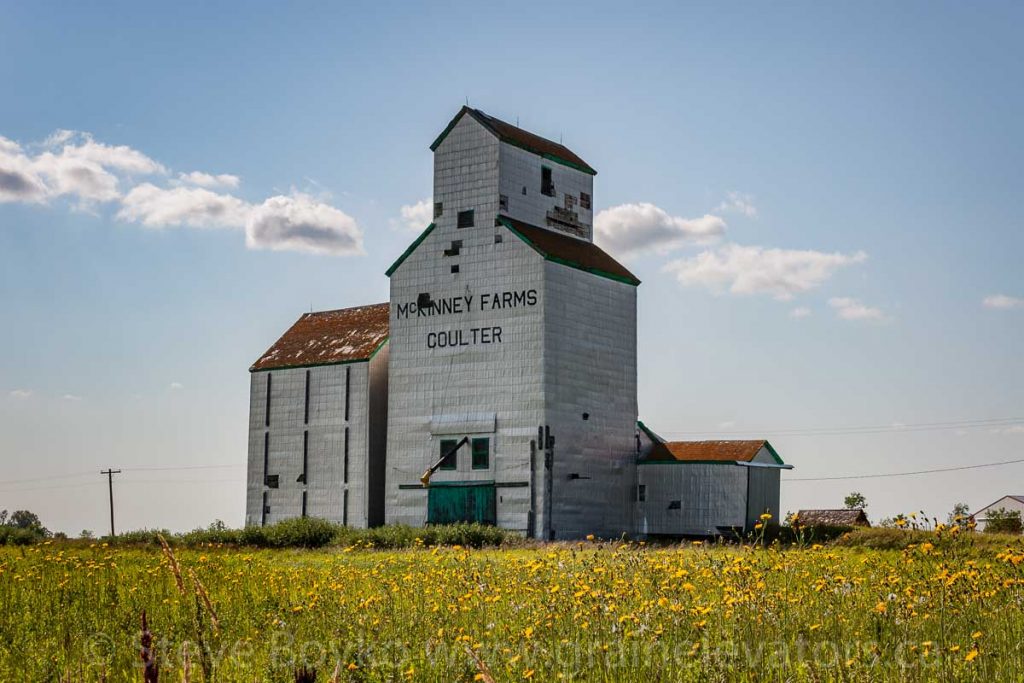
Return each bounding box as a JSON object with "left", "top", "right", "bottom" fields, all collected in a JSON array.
[
  {"left": 744, "top": 466, "right": 780, "bottom": 530},
  {"left": 637, "top": 464, "right": 747, "bottom": 536},
  {"left": 366, "top": 343, "right": 389, "bottom": 527}
]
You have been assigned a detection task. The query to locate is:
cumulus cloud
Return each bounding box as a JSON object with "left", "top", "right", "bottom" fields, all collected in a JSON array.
[
  {"left": 246, "top": 193, "right": 364, "bottom": 256},
  {"left": 982, "top": 294, "right": 1024, "bottom": 310},
  {"left": 789, "top": 306, "right": 812, "bottom": 319},
  {"left": 664, "top": 244, "right": 867, "bottom": 300},
  {"left": 396, "top": 198, "right": 433, "bottom": 232},
  {"left": 595, "top": 203, "right": 726, "bottom": 257},
  {"left": 8, "top": 389, "right": 32, "bottom": 398},
  {"left": 177, "top": 171, "right": 240, "bottom": 189},
  {"left": 0, "top": 129, "right": 366, "bottom": 257},
  {"left": 118, "top": 183, "right": 248, "bottom": 229},
  {"left": 716, "top": 191, "right": 757, "bottom": 217},
  {"left": 829, "top": 297, "right": 887, "bottom": 322}
]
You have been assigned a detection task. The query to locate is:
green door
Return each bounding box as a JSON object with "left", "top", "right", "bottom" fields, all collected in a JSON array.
[{"left": 427, "top": 482, "right": 496, "bottom": 525}]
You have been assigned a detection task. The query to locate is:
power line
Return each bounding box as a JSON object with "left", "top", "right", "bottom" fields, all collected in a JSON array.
[
  {"left": 0, "top": 463, "right": 245, "bottom": 487},
  {"left": 783, "top": 457, "right": 1024, "bottom": 482},
  {"left": 659, "top": 416, "right": 1024, "bottom": 438}
]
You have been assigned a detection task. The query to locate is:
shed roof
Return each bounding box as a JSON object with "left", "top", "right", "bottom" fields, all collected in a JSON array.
[
  {"left": 250, "top": 303, "right": 389, "bottom": 372},
  {"left": 795, "top": 509, "right": 871, "bottom": 527},
  {"left": 499, "top": 216, "right": 640, "bottom": 286},
  {"left": 431, "top": 106, "right": 597, "bottom": 175},
  {"left": 645, "top": 439, "right": 780, "bottom": 464}
]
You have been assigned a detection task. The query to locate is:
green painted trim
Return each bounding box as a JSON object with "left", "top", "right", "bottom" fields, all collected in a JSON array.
[
  {"left": 249, "top": 357, "right": 370, "bottom": 373},
  {"left": 636, "top": 420, "right": 665, "bottom": 444},
  {"left": 367, "top": 337, "right": 389, "bottom": 361},
  {"left": 430, "top": 107, "right": 597, "bottom": 175},
  {"left": 761, "top": 440, "right": 785, "bottom": 465},
  {"left": 497, "top": 216, "right": 640, "bottom": 287},
  {"left": 399, "top": 481, "right": 528, "bottom": 490},
  {"left": 637, "top": 459, "right": 745, "bottom": 466},
  {"left": 385, "top": 222, "right": 436, "bottom": 277}
]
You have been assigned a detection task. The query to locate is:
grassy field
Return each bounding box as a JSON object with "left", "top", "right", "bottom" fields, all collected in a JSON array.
[{"left": 2, "top": 530, "right": 1023, "bottom": 681}]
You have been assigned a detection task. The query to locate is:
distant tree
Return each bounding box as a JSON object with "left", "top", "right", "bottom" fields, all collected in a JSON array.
[
  {"left": 985, "top": 508, "right": 1023, "bottom": 535},
  {"left": 80, "top": 530, "right": 94, "bottom": 540},
  {"left": 0, "top": 510, "right": 7, "bottom": 526},
  {"left": 948, "top": 502, "right": 972, "bottom": 529},
  {"left": 844, "top": 492, "right": 867, "bottom": 510},
  {"left": 5, "top": 510, "right": 50, "bottom": 537}
]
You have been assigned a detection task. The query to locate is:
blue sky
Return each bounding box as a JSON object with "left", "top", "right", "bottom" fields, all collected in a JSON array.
[{"left": 1, "top": 1, "right": 1022, "bottom": 534}]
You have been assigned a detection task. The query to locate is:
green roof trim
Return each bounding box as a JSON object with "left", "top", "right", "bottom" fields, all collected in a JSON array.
[
  {"left": 249, "top": 355, "right": 374, "bottom": 373},
  {"left": 762, "top": 440, "right": 785, "bottom": 465},
  {"left": 497, "top": 216, "right": 640, "bottom": 286},
  {"left": 385, "top": 222, "right": 436, "bottom": 277},
  {"left": 637, "top": 420, "right": 665, "bottom": 444}
]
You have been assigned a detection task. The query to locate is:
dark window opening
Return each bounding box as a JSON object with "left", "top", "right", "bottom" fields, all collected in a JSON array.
[
  {"left": 636, "top": 484, "right": 646, "bottom": 502},
  {"left": 580, "top": 192, "right": 592, "bottom": 210},
  {"left": 264, "top": 474, "right": 279, "bottom": 489},
  {"left": 439, "top": 439, "right": 458, "bottom": 470},
  {"left": 541, "top": 166, "right": 554, "bottom": 197},
  {"left": 433, "top": 202, "right": 443, "bottom": 219},
  {"left": 494, "top": 233, "right": 503, "bottom": 244},
  {"left": 344, "top": 366, "right": 350, "bottom": 422},
  {"left": 499, "top": 194, "right": 509, "bottom": 212},
  {"left": 303, "top": 370, "right": 310, "bottom": 424},
  {"left": 522, "top": 186, "right": 527, "bottom": 195},
  {"left": 301, "top": 490, "right": 307, "bottom": 518},
  {"left": 343, "top": 427, "right": 349, "bottom": 483},
  {"left": 443, "top": 240, "right": 462, "bottom": 257},
  {"left": 264, "top": 373, "right": 272, "bottom": 426},
  {"left": 668, "top": 500, "right": 681, "bottom": 510},
  {"left": 472, "top": 437, "right": 490, "bottom": 470},
  {"left": 582, "top": 412, "right": 589, "bottom": 421},
  {"left": 451, "top": 264, "right": 460, "bottom": 274},
  {"left": 457, "top": 209, "right": 475, "bottom": 228}
]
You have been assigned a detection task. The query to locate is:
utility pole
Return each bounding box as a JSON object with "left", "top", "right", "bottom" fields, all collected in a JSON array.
[{"left": 100, "top": 469, "right": 121, "bottom": 537}]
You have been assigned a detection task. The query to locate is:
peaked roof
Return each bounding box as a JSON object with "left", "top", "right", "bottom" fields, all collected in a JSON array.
[
  {"left": 645, "top": 439, "right": 779, "bottom": 464},
  {"left": 431, "top": 106, "right": 597, "bottom": 175},
  {"left": 250, "top": 303, "right": 389, "bottom": 371},
  {"left": 796, "top": 509, "right": 871, "bottom": 527},
  {"left": 499, "top": 216, "right": 640, "bottom": 286}
]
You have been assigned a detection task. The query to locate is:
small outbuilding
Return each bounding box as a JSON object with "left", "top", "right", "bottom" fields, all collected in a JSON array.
[
  {"left": 635, "top": 422, "right": 792, "bottom": 537},
  {"left": 795, "top": 508, "right": 870, "bottom": 528},
  {"left": 973, "top": 495, "right": 1024, "bottom": 531}
]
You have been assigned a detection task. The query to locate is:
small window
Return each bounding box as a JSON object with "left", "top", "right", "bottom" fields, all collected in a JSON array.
[
  {"left": 541, "top": 166, "right": 554, "bottom": 197},
  {"left": 440, "top": 439, "right": 458, "bottom": 470},
  {"left": 444, "top": 240, "right": 462, "bottom": 257},
  {"left": 451, "top": 264, "right": 459, "bottom": 274},
  {"left": 433, "top": 202, "right": 443, "bottom": 219},
  {"left": 457, "top": 209, "right": 475, "bottom": 228},
  {"left": 494, "top": 233, "right": 503, "bottom": 244},
  {"left": 264, "top": 474, "right": 279, "bottom": 489},
  {"left": 522, "top": 186, "right": 527, "bottom": 195},
  {"left": 472, "top": 438, "right": 490, "bottom": 470},
  {"left": 499, "top": 194, "right": 509, "bottom": 212},
  {"left": 564, "top": 193, "right": 577, "bottom": 209},
  {"left": 636, "top": 484, "right": 646, "bottom": 502},
  {"left": 668, "top": 500, "right": 681, "bottom": 510},
  {"left": 580, "top": 192, "right": 592, "bottom": 210}
]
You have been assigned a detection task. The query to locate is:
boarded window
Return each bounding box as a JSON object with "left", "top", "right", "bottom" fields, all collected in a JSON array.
[
  {"left": 580, "top": 192, "right": 592, "bottom": 210},
  {"left": 439, "top": 439, "right": 458, "bottom": 470},
  {"left": 264, "top": 474, "right": 279, "bottom": 489},
  {"left": 433, "top": 202, "right": 443, "bottom": 219},
  {"left": 457, "top": 209, "right": 475, "bottom": 228},
  {"left": 541, "top": 166, "right": 554, "bottom": 196},
  {"left": 472, "top": 438, "right": 490, "bottom": 470}
]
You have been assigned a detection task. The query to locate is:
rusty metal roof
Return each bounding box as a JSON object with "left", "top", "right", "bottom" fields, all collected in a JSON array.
[
  {"left": 500, "top": 216, "right": 640, "bottom": 286},
  {"left": 795, "top": 509, "right": 871, "bottom": 527},
  {"left": 646, "top": 440, "right": 774, "bottom": 463},
  {"left": 431, "top": 106, "right": 597, "bottom": 175},
  {"left": 250, "top": 303, "right": 389, "bottom": 372}
]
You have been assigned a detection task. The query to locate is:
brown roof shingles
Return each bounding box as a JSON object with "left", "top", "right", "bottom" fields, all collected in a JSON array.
[
  {"left": 647, "top": 440, "right": 769, "bottom": 463},
  {"left": 795, "top": 509, "right": 870, "bottom": 527},
  {"left": 250, "top": 303, "right": 389, "bottom": 372},
  {"left": 500, "top": 216, "right": 640, "bottom": 286}
]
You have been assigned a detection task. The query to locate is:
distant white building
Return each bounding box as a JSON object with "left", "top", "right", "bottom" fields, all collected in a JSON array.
[
  {"left": 246, "top": 106, "right": 789, "bottom": 538},
  {"left": 973, "top": 495, "right": 1024, "bottom": 531}
]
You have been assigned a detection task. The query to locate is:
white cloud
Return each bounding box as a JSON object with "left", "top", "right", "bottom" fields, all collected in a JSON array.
[
  {"left": 716, "top": 191, "right": 757, "bottom": 217},
  {"left": 990, "top": 425, "right": 1024, "bottom": 435},
  {"left": 169, "top": 382, "right": 184, "bottom": 390},
  {"left": 118, "top": 183, "right": 249, "bottom": 229},
  {"left": 246, "top": 193, "right": 364, "bottom": 256},
  {"left": 8, "top": 389, "right": 32, "bottom": 398},
  {"left": 595, "top": 203, "right": 726, "bottom": 257},
  {"left": 665, "top": 244, "right": 867, "bottom": 300},
  {"left": 0, "top": 137, "right": 48, "bottom": 203},
  {"left": 177, "top": 171, "right": 240, "bottom": 189},
  {"left": 982, "top": 294, "right": 1024, "bottom": 310},
  {"left": 789, "top": 306, "right": 812, "bottom": 319},
  {"left": 829, "top": 297, "right": 887, "bottom": 322},
  {"left": 62, "top": 394, "right": 82, "bottom": 401},
  {"left": 396, "top": 198, "right": 433, "bottom": 232}
]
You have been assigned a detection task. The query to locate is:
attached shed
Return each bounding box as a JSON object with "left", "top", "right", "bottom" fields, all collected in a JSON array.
[
  {"left": 795, "top": 509, "right": 870, "bottom": 528},
  {"left": 635, "top": 422, "right": 792, "bottom": 537}
]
